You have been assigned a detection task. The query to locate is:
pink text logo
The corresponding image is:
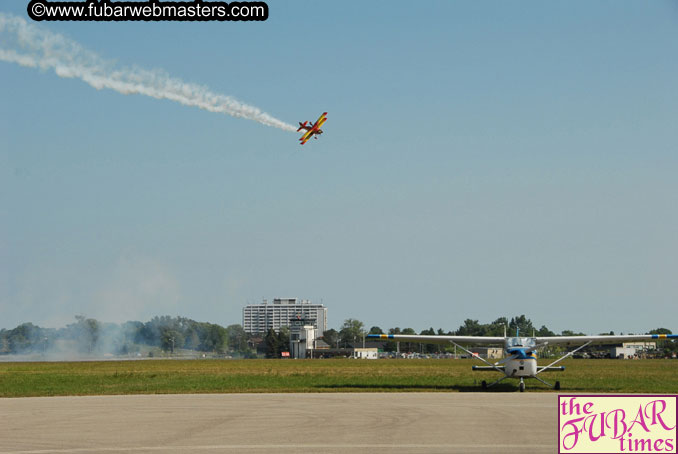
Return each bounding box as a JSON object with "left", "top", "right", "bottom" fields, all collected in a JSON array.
[{"left": 559, "top": 395, "right": 677, "bottom": 453}]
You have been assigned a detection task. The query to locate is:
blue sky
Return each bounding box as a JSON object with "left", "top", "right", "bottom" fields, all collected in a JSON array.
[{"left": 2, "top": 1, "right": 677, "bottom": 334}]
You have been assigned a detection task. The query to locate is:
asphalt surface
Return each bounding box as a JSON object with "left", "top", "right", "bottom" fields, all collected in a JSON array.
[{"left": 0, "top": 393, "right": 558, "bottom": 453}]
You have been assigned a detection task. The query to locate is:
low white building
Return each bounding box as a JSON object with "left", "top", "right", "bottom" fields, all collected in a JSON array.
[
  {"left": 622, "top": 341, "right": 655, "bottom": 350},
  {"left": 352, "top": 348, "right": 378, "bottom": 359},
  {"left": 470, "top": 347, "right": 503, "bottom": 359},
  {"left": 611, "top": 342, "right": 656, "bottom": 359},
  {"left": 611, "top": 346, "right": 637, "bottom": 359}
]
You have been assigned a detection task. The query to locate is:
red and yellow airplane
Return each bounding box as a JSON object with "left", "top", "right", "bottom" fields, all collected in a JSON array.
[{"left": 297, "top": 112, "right": 327, "bottom": 145}]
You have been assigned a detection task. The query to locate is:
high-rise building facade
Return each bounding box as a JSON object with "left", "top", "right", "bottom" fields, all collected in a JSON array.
[{"left": 242, "top": 298, "right": 327, "bottom": 336}]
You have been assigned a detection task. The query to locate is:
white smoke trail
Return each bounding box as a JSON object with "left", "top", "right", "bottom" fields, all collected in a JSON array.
[{"left": 0, "top": 13, "right": 296, "bottom": 131}]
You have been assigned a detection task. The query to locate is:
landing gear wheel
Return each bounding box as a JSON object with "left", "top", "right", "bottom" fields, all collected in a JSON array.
[
  {"left": 481, "top": 380, "right": 487, "bottom": 390},
  {"left": 554, "top": 381, "right": 561, "bottom": 391},
  {"left": 519, "top": 381, "right": 525, "bottom": 392}
]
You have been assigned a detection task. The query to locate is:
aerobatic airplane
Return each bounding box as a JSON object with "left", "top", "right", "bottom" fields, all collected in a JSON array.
[
  {"left": 297, "top": 112, "right": 327, "bottom": 145},
  {"left": 367, "top": 331, "right": 677, "bottom": 392}
]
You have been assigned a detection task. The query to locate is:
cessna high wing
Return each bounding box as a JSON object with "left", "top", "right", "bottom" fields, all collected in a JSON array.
[
  {"left": 297, "top": 112, "right": 327, "bottom": 145},
  {"left": 367, "top": 332, "right": 677, "bottom": 392}
]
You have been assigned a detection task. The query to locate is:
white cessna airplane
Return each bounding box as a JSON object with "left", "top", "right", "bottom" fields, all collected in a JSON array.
[{"left": 367, "top": 331, "right": 676, "bottom": 392}]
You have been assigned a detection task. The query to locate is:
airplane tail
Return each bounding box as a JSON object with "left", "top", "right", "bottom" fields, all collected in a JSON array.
[{"left": 297, "top": 121, "right": 308, "bottom": 132}]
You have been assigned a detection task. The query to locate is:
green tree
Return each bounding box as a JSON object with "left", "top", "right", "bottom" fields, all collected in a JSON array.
[
  {"left": 160, "top": 329, "right": 184, "bottom": 353},
  {"left": 264, "top": 328, "right": 280, "bottom": 358},
  {"left": 456, "top": 319, "right": 484, "bottom": 336},
  {"left": 71, "top": 316, "right": 100, "bottom": 353},
  {"left": 202, "top": 323, "right": 227, "bottom": 353},
  {"left": 537, "top": 325, "right": 555, "bottom": 337},
  {"left": 0, "top": 334, "right": 10, "bottom": 354},
  {"left": 339, "top": 319, "right": 364, "bottom": 347},
  {"left": 321, "top": 328, "right": 339, "bottom": 348},
  {"left": 649, "top": 328, "right": 672, "bottom": 335},
  {"left": 184, "top": 328, "right": 201, "bottom": 350},
  {"left": 141, "top": 315, "right": 175, "bottom": 346},
  {"left": 7, "top": 323, "right": 36, "bottom": 353},
  {"left": 561, "top": 330, "right": 585, "bottom": 336},
  {"left": 225, "top": 324, "right": 248, "bottom": 353},
  {"left": 368, "top": 326, "right": 383, "bottom": 335},
  {"left": 508, "top": 315, "right": 534, "bottom": 336},
  {"left": 278, "top": 326, "right": 290, "bottom": 354},
  {"left": 486, "top": 317, "right": 508, "bottom": 336}
]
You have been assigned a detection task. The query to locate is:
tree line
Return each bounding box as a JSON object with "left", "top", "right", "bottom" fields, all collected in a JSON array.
[
  {"left": 322, "top": 316, "right": 676, "bottom": 356},
  {"left": 321, "top": 315, "right": 562, "bottom": 351},
  {"left": 0, "top": 315, "right": 252, "bottom": 357},
  {"left": 1, "top": 314, "right": 674, "bottom": 357}
]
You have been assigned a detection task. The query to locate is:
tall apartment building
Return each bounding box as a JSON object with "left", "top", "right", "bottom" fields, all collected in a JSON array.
[{"left": 242, "top": 298, "right": 327, "bottom": 336}]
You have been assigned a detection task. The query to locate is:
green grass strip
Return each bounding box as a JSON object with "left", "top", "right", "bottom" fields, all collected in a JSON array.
[{"left": 0, "top": 358, "right": 675, "bottom": 397}]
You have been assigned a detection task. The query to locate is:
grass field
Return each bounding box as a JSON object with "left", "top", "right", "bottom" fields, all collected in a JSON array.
[{"left": 0, "top": 358, "right": 676, "bottom": 397}]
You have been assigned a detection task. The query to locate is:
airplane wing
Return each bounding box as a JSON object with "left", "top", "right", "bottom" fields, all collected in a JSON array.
[
  {"left": 473, "top": 365, "right": 507, "bottom": 372},
  {"left": 300, "top": 129, "right": 314, "bottom": 143},
  {"left": 535, "top": 334, "right": 678, "bottom": 347},
  {"left": 314, "top": 112, "right": 327, "bottom": 125},
  {"left": 367, "top": 334, "right": 505, "bottom": 345},
  {"left": 368, "top": 333, "right": 677, "bottom": 347}
]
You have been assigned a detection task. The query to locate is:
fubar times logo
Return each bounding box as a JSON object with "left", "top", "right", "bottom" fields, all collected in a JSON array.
[{"left": 559, "top": 395, "right": 677, "bottom": 453}]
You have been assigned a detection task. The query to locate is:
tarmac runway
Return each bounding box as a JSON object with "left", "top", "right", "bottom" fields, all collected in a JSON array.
[{"left": 0, "top": 393, "right": 558, "bottom": 453}]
